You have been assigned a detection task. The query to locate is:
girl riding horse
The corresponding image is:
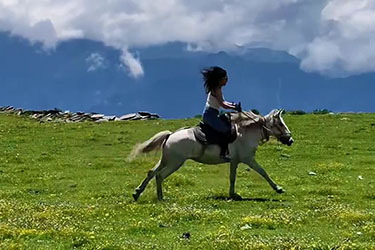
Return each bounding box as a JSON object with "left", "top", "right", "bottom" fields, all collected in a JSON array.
[{"left": 201, "top": 66, "right": 241, "bottom": 160}]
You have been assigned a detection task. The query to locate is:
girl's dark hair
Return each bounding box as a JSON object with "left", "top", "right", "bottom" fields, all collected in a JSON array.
[{"left": 201, "top": 66, "right": 227, "bottom": 94}]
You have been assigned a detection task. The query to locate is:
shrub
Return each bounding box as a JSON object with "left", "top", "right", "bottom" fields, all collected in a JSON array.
[
  {"left": 312, "top": 109, "right": 331, "bottom": 114},
  {"left": 251, "top": 109, "right": 260, "bottom": 115},
  {"left": 287, "top": 110, "right": 306, "bottom": 115}
]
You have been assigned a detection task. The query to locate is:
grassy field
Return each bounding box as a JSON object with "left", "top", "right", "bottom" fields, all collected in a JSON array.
[{"left": 0, "top": 112, "right": 374, "bottom": 249}]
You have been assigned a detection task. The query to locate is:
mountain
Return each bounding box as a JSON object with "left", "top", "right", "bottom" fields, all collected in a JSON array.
[{"left": 0, "top": 31, "right": 374, "bottom": 118}]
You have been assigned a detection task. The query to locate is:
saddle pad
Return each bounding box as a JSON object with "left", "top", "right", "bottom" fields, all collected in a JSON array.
[{"left": 193, "top": 122, "right": 237, "bottom": 146}]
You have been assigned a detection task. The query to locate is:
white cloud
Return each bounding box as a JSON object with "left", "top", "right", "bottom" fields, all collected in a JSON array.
[
  {"left": 0, "top": 0, "right": 374, "bottom": 76},
  {"left": 119, "top": 49, "right": 144, "bottom": 78},
  {"left": 298, "top": 0, "right": 375, "bottom": 76},
  {"left": 86, "top": 52, "right": 106, "bottom": 72}
]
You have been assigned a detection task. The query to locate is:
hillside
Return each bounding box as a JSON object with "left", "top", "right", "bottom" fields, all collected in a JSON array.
[{"left": 0, "top": 113, "right": 375, "bottom": 248}]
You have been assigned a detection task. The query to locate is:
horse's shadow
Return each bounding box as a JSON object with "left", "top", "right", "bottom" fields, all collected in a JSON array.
[{"left": 207, "top": 195, "right": 286, "bottom": 202}]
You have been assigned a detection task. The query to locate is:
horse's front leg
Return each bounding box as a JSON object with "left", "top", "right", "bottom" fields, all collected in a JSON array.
[
  {"left": 246, "top": 159, "right": 284, "bottom": 194},
  {"left": 229, "top": 161, "right": 242, "bottom": 200}
]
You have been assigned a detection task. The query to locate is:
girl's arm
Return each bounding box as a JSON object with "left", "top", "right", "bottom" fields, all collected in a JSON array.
[{"left": 213, "top": 88, "right": 237, "bottom": 110}]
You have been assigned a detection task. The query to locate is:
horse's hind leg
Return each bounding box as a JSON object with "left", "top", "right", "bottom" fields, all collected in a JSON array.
[
  {"left": 155, "top": 159, "right": 185, "bottom": 201},
  {"left": 133, "top": 160, "right": 163, "bottom": 201}
]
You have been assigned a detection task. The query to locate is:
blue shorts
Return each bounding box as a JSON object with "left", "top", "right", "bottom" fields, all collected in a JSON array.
[{"left": 202, "top": 107, "right": 231, "bottom": 134}]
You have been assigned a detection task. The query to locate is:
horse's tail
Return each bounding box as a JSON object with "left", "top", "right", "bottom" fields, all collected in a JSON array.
[{"left": 127, "top": 130, "right": 173, "bottom": 161}]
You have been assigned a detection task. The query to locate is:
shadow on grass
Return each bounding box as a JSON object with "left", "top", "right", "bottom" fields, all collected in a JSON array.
[{"left": 207, "top": 195, "right": 286, "bottom": 202}]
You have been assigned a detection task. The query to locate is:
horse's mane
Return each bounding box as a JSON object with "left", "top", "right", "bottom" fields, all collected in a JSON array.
[{"left": 230, "top": 111, "right": 264, "bottom": 128}]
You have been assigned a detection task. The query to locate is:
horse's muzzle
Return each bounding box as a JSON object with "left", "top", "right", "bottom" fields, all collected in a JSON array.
[{"left": 280, "top": 135, "right": 294, "bottom": 146}]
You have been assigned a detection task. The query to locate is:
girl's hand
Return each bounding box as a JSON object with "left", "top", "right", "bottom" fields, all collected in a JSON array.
[
  {"left": 229, "top": 102, "right": 242, "bottom": 112},
  {"left": 235, "top": 102, "right": 242, "bottom": 112}
]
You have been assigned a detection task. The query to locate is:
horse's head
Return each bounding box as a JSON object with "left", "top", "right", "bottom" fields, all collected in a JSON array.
[{"left": 264, "top": 109, "right": 294, "bottom": 146}]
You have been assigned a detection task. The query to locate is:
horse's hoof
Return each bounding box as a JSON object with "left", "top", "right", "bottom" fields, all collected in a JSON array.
[
  {"left": 275, "top": 186, "right": 285, "bottom": 194},
  {"left": 132, "top": 192, "right": 139, "bottom": 201},
  {"left": 230, "top": 193, "right": 242, "bottom": 201}
]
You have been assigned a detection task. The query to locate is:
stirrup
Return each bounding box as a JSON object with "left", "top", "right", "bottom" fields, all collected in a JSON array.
[{"left": 220, "top": 154, "right": 231, "bottom": 161}]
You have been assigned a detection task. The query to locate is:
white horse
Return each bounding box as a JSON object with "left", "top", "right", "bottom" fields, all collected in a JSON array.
[{"left": 131, "top": 109, "right": 293, "bottom": 201}]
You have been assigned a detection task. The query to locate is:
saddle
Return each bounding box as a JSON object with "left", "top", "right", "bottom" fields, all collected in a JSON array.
[{"left": 193, "top": 114, "right": 237, "bottom": 146}]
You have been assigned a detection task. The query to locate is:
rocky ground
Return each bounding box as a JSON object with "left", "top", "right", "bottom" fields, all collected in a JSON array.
[{"left": 0, "top": 106, "right": 160, "bottom": 123}]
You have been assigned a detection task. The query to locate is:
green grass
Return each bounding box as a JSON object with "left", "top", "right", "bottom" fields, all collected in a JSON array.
[{"left": 0, "top": 112, "right": 375, "bottom": 249}]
